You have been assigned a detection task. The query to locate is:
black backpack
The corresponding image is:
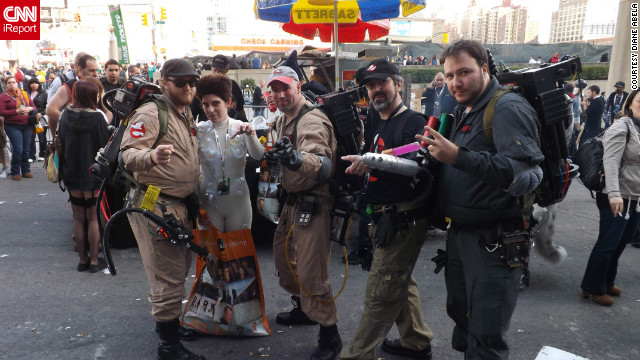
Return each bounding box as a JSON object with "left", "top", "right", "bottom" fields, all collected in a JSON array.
[{"left": 574, "top": 122, "right": 631, "bottom": 192}]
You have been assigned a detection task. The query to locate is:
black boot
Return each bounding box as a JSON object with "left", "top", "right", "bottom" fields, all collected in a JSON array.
[
  {"left": 156, "top": 321, "right": 198, "bottom": 341},
  {"left": 310, "top": 324, "right": 342, "bottom": 360},
  {"left": 156, "top": 319, "right": 205, "bottom": 360},
  {"left": 276, "top": 296, "right": 317, "bottom": 325}
]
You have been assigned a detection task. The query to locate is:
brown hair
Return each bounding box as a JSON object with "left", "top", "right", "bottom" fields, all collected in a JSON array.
[
  {"left": 71, "top": 79, "right": 101, "bottom": 109},
  {"left": 3, "top": 75, "right": 15, "bottom": 86},
  {"left": 196, "top": 74, "right": 232, "bottom": 102},
  {"left": 440, "top": 39, "right": 488, "bottom": 68},
  {"left": 623, "top": 89, "right": 640, "bottom": 119}
]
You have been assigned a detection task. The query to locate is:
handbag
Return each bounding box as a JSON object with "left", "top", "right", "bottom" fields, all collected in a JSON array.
[
  {"left": 33, "top": 121, "right": 44, "bottom": 134},
  {"left": 44, "top": 128, "right": 66, "bottom": 191},
  {"left": 27, "top": 110, "right": 38, "bottom": 126}
]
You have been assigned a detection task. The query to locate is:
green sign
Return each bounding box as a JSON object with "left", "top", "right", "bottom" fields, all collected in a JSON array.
[
  {"left": 109, "top": 4, "right": 130, "bottom": 65},
  {"left": 156, "top": 21, "right": 165, "bottom": 24}
]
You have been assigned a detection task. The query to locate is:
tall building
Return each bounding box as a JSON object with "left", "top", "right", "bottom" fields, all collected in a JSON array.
[
  {"left": 549, "top": 0, "right": 589, "bottom": 43},
  {"left": 459, "top": 0, "right": 528, "bottom": 44}
]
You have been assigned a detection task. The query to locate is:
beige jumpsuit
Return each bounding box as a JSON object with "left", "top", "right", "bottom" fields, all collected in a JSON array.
[
  {"left": 273, "top": 100, "right": 339, "bottom": 327},
  {"left": 120, "top": 101, "right": 199, "bottom": 322}
]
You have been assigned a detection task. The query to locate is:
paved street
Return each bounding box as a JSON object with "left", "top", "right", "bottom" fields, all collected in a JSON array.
[{"left": 1, "top": 164, "right": 639, "bottom": 360}]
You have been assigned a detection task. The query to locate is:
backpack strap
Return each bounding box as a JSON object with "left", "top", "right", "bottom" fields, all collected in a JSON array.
[
  {"left": 482, "top": 85, "right": 514, "bottom": 146},
  {"left": 391, "top": 109, "right": 419, "bottom": 147},
  {"left": 289, "top": 103, "right": 315, "bottom": 150},
  {"left": 150, "top": 95, "right": 169, "bottom": 149}
]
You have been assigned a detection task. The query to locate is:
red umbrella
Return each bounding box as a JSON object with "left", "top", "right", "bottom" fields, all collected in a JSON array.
[{"left": 282, "top": 17, "right": 390, "bottom": 43}]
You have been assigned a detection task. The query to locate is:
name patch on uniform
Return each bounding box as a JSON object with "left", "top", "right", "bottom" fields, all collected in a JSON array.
[
  {"left": 130, "top": 121, "right": 146, "bottom": 138},
  {"left": 461, "top": 125, "right": 472, "bottom": 132}
]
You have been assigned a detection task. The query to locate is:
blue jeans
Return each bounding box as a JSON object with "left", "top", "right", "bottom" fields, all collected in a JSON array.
[
  {"left": 581, "top": 204, "right": 640, "bottom": 295},
  {"left": 4, "top": 124, "right": 32, "bottom": 176}
]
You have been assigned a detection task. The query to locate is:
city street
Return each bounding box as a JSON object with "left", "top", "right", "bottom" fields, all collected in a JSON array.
[{"left": 1, "top": 164, "right": 639, "bottom": 360}]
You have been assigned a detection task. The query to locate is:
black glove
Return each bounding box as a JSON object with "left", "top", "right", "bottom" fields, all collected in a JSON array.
[
  {"left": 264, "top": 150, "right": 280, "bottom": 168},
  {"left": 270, "top": 136, "right": 303, "bottom": 171},
  {"left": 431, "top": 248, "right": 447, "bottom": 274},
  {"left": 374, "top": 212, "right": 396, "bottom": 248}
]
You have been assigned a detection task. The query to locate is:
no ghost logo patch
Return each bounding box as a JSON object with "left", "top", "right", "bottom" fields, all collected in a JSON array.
[{"left": 130, "top": 121, "right": 146, "bottom": 138}]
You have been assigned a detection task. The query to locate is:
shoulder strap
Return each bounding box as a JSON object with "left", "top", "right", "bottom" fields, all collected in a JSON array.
[
  {"left": 150, "top": 95, "right": 169, "bottom": 149},
  {"left": 392, "top": 109, "right": 419, "bottom": 147},
  {"left": 290, "top": 104, "right": 315, "bottom": 149},
  {"left": 482, "top": 85, "right": 514, "bottom": 146}
]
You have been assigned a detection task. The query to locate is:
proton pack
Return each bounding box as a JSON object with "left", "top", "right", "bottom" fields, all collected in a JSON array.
[
  {"left": 91, "top": 78, "right": 167, "bottom": 251},
  {"left": 485, "top": 50, "right": 581, "bottom": 207}
]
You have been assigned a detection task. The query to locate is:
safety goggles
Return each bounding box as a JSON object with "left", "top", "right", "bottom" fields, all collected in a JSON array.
[{"left": 167, "top": 77, "right": 198, "bottom": 88}]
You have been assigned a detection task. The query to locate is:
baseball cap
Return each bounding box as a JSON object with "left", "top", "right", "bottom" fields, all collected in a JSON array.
[
  {"left": 614, "top": 81, "right": 625, "bottom": 88},
  {"left": 268, "top": 66, "right": 299, "bottom": 87},
  {"left": 361, "top": 59, "right": 400, "bottom": 85},
  {"left": 212, "top": 54, "right": 229, "bottom": 69},
  {"left": 161, "top": 58, "right": 198, "bottom": 78}
]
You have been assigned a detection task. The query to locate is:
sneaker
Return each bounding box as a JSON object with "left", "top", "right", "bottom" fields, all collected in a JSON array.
[
  {"left": 38, "top": 157, "right": 45, "bottom": 161},
  {"left": 28, "top": 159, "right": 33, "bottom": 163},
  {"left": 0, "top": 168, "right": 6, "bottom": 179}
]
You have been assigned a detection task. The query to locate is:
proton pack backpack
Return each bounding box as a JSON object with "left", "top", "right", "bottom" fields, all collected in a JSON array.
[
  {"left": 484, "top": 54, "right": 582, "bottom": 207},
  {"left": 91, "top": 79, "right": 167, "bottom": 249}
]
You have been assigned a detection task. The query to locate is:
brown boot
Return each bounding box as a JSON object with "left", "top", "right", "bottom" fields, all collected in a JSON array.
[
  {"left": 581, "top": 291, "right": 614, "bottom": 306},
  {"left": 11, "top": 174, "right": 21, "bottom": 181},
  {"left": 606, "top": 285, "right": 621, "bottom": 296}
]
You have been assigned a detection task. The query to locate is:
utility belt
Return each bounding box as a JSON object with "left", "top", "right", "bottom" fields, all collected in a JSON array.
[
  {"left": 126, "top": 184, "right": 199, "bottom": 224},
  {"left": 369, "top": 201, "right": 427, "bottom": 225},
  {"left": 285, "top": 191, "right": 333, "bottom": 226},
  {"left": 450, "top": 218, "right": 530, "bottom": 268}
]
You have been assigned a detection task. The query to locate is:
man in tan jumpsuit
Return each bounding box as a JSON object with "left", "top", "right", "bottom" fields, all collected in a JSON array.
[
  {"left": 265, "top": 66, "right": 341, "bottom": 360},
  {"left": 119, "top": 58, "right": 204, "bottom": 360}
]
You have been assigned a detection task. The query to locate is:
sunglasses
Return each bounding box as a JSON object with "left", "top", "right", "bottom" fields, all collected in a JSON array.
[{"left": 167, "top": 77, "right": 198, "bottom": 88}]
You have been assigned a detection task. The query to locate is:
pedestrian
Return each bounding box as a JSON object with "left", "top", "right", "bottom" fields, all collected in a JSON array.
[
  {"left": 119, "top": 58, "right": 203, "bottom": 360},
  {"left": 341, "top": 59, "right": 434, "bottom": 360},
  {"left": 579, "top": 85, "right": 605, "bottom": 146},
  {"left": 579, "top": 89, "right": 640, "bottom": 306},
  {"left": 252, "top": 80, "right": 266, "bottom": 118},
  {"left": 264, "top": 65, "right": 342, "bottom": 360},
  {"left": 417, "top": 39, "right": 544, "bottom": 359},
  {"left": 58, "top": 78, "right": 110, "bottom": 273},
  {"left": 0, "top": 76, "right": 35, "bottom": 180},
  {"left": 26, "top": 77, "right": 47, "bottom": 162}
]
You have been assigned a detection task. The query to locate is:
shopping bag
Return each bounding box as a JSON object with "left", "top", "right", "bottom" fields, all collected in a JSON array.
[{"left": 181, "top": 226, "right": 270, "bottom": 336}]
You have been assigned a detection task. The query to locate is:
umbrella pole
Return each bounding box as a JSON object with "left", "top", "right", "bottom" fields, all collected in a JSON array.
[{"left": 334, "top": 0, "right": 339, "bottom": 91}]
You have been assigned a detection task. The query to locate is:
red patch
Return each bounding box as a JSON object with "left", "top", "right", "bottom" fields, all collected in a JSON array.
[
  {"left": 461, "top": 125, "right": 472, "bottom": 132},
  {"left": 130, "top": 121, "right": 146, "bottom": 138},
  {"left": 374, "top": 137, "right": 385, "bottom": 153},
  {"left": 190, "top": 128, "right": 196, "bottom": 136}
]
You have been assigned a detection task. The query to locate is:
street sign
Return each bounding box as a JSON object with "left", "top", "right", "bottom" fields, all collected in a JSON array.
[{"left": 156, "top": 21, "right": 165, "bottom": 24}]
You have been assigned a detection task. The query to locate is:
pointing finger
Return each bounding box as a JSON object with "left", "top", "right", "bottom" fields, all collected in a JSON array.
[{"left": 424, "top": 125, "right": 443, "bottom": 140}]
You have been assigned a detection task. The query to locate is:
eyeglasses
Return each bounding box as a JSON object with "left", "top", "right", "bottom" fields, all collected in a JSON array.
[
  {"left": 167, "top": 77, "right": 198, "bottom": 88},
  {"left": 364, "top": 78, "right": 390, "bottom": 91}
]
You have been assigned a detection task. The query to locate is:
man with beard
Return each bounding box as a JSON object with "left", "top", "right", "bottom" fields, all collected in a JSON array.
[
  {"left": 340, "top": 59, "right": 434, "bottom": 360},
  {"left": 119, "top": 58, "right": 203, "bottom": 360},
  {"left": 46, "top": 53, "right": 109, "bottom": 135},
  {"left": 423, "top": 72, "right": 458, "bottom": 118},
  {"left": 100, "top": 59, "right": 125, "bottom": 93},
  {"left": 603, "top": 81, "right": 629, "bottom": 128},
  {"left": 417, "top": 39, "right": 543, "bottom": 359},
  {"left": 265, "top": 66, "right": 341, "bottom": 360}
]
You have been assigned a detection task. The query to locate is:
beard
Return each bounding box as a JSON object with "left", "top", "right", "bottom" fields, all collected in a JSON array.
[
  {"left": 371, "top": 89, "right": 398, "bottom": 112},
  {"left": 454, "top": 71, "right": 486, "bottom": 107}
]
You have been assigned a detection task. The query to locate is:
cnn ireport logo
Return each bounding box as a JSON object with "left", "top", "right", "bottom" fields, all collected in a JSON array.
[{"left": 0, "top": 0, "right": 40, "bottom": 40}]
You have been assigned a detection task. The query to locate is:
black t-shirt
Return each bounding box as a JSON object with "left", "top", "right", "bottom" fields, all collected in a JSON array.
[
  {"left": 99, "top": 77, "right": 124, "bottom": 93},
  {"left": 364, "top": 107, "right": 427, "bottom": 204}
]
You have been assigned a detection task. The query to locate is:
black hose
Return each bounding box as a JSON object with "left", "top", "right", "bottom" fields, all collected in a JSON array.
[{"left": 102, "top": 207, "right": 211, "bottom": 276}]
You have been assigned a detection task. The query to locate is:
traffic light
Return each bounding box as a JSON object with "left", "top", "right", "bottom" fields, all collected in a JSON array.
[
  {"left": 74, "top": 12, "right": 81, "bottom": 22},
  {"left": 141, "top": 13, "right": 148, "bottom": 26},
  {"left": 160, "top": 7, "right": 167, "bottom": 20}
]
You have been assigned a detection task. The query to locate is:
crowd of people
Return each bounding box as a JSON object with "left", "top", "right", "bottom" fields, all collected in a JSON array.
[{"left": 2, "top": 41, "right": 637, "bottom": 360}]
